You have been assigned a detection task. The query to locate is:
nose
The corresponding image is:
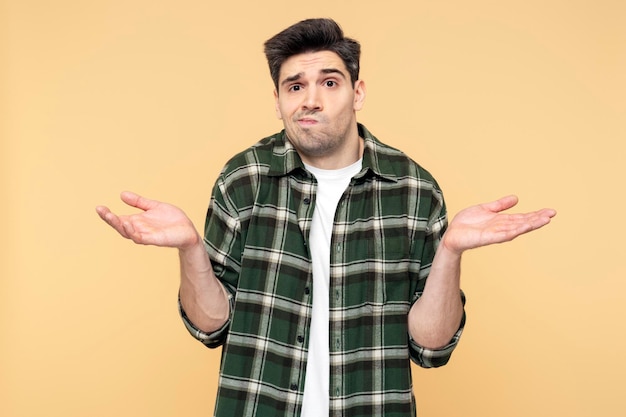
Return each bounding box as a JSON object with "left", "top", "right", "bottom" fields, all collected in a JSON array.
[{"left": 302, "top": 86, "right": 322, "bottom": 112}]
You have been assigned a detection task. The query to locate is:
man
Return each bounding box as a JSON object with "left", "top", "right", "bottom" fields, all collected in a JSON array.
[{"left": 96, "top": 18, "right": 556, "bottom": 417}]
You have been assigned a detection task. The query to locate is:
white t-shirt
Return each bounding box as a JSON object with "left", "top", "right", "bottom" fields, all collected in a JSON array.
[{"left": 301, "top": 159, "right": 362, "bottom": 417}]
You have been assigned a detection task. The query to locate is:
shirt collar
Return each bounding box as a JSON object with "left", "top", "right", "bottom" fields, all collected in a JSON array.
[
  {"left": 267, "top": 132, "right": 306, "bottom": 177},
  {"left": 267, "top": 123, "right": 398, "bottom": 183},
  {"left": 358, "top": 124, "right": 398, "bottom": 183}
]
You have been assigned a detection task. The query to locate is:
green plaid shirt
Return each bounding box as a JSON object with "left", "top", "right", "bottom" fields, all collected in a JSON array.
[{"left": 180, "top": 124, "right": 465, "bottom": 417}]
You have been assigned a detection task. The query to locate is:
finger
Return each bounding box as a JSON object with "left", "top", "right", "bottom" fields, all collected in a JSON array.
[
  {"left": 95, "top": 206, "right": 131, "bottom": 239},
  {"left": 95, "top": 205, "right": 118, "bottom": 227},
  {"left": 121, "top": 220, "right": 142, "bottom": 244},
  {"left": 515, "top": 208, "right": 557, "bottom": 228},
  {"left": 529, "top": 209, "right": 557, "bottom": 228},
  {"left": 95, "top": 205, "right": 111, "bottom": 220},
  {"left": 540, "top": 208, "right": 557, "bottom": 219},
  {"left": 502, "top": 210, "right": 556, "bottom": 239},
  {"left": 482, "top": 195, "right": 519, "bottom": 213},
  {"left": 120, "top": 191, "right": 159, "bottom": 211}
]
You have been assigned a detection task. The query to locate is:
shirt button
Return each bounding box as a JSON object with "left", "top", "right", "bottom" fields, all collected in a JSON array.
[
  {"left": 335, "top": 387, "right": 340, "bottom": 396},
  {"left": 335, "top": 339, "right": 340, "bottom": 349},
  {"left": 304, "top": 287, "right": 310, "bottom": 295},
  {"left": 297, "top": 335, "right": 304, "bottom": 343},
  {"left": 336, "top": 244, "right": 342, "bottom": 252},
  {"left": 303, "top": 198, "right": 311, "bottom": 205},
  {"left": 291, "top": 384, "right": 298, "bottom": 391}
]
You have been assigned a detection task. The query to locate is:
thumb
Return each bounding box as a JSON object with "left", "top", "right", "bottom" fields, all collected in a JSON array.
[
  {"left": 482, "top": 195, "right": 519, "bottom": 213},
  {"left": 120, "top": 191, "right": 159, "bottom": 211}
]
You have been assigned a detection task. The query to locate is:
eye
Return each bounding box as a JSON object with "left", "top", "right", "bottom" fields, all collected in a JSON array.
[
  {"left": 325, "top": 80, "right": 336, "bottom": 87},
  {"left": 289, "top": 85, "right": 301, "bottom": 92}
]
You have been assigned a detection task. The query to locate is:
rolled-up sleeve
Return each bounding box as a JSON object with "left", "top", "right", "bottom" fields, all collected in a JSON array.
[
  {"left": 178, "top": 294, "right": 234, "bottom": 348},
  {"left": 408, "top": 290, "right": 466, "bottom": 368},
  {"left": 407, "top": 182, "right": 467, "bottom": 367},
  {"left": 178, "top": 172, "right": 241, "bottom": 348}
]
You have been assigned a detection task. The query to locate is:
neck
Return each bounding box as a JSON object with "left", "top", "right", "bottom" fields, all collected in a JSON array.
[{"left": 301, "top": 136, "right": 364, "bottom": 170}]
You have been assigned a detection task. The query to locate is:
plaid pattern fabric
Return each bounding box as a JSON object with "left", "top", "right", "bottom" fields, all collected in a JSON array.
[{"left": 180, "top": 124, "right": 465, "bottom": 417}]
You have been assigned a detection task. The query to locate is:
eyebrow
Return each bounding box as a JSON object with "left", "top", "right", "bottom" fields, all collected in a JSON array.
[
  {"left": 280, "top": 68, "right": 347, "bottom": 87},
  {"left": 281, "top": 72, "right": 304, "bottom": 87}
]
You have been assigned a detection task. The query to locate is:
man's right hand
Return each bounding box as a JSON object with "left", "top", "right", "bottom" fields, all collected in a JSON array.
[
  {"left": 97, "top": 191, "right": 230, "bottom": 332},
  {"left": 96, "top": 191, "right": 200, "bottom": 250}
]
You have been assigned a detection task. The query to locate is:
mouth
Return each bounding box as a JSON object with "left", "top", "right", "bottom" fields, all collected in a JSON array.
[{"left": 297, "top": 118, "right": 319, "bottom": 127}]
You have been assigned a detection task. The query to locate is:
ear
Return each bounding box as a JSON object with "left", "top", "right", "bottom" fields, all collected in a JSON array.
[
  {"left": 274, "top": 90, "right": 283, "bottom": 120},
  {"left": 353, "top": 80, "right": 366, "bottom": 111}
]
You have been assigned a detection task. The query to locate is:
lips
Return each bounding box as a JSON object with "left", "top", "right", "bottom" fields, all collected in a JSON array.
[{"left": 295, "top": 115, "right": 320, "bottom": 127}]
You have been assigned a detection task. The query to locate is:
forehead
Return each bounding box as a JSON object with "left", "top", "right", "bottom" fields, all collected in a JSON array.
[{"left": 279, "top": 50, "right": 348, "bottom": 81}]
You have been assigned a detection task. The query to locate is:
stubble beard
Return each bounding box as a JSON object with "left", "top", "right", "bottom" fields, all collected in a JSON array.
[{"left": 287, "top": 113, "right": 351, "bottom": 159}]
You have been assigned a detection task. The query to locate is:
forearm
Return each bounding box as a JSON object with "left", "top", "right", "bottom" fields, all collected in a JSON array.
[
  {"left": 408, "top": 239, "right": 464, "bottom": 349},
  {"left": 178, "top": 237, "right": 230, "bottom": 333}
]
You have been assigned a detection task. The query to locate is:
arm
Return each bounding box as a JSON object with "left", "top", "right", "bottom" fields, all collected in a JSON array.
[
  {"left": 408, "top": 195, "right": 557, "bottom": 349},
  {"left": 96, "top": 191, "right": 230, "bottom": 333}
]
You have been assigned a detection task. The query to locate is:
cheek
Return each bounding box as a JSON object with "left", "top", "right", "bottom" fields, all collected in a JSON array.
[
  {"left": 336, "top": 101, "right": 356, "bottom": 120},
  {"left": 277, "top": 102, "right": 297, "bottom": 120}
]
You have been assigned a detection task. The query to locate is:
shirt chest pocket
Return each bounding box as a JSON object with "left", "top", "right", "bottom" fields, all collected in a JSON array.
[{"left": 363, "top": 236, "right": 413, "bottom": 308}]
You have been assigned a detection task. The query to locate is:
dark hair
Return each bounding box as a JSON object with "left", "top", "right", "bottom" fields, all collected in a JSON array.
[{"left": 263, "top": 18, "right": 361, "bottom": 90}]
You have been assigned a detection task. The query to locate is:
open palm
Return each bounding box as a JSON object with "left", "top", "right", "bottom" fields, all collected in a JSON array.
[
  {"left": 442, "top": 195, "right": 556, "bottom": 255},
  {"left": 96, "top": 191, "right": 200, "bottom": 249}
]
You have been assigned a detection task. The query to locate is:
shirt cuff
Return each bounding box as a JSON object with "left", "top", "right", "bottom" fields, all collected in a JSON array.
[
  {"left": 408, "top": 290, "right": 466, "bottom": 368},
  {"left": 178, "top": 296, "right": 231, "bottom": 348},
  {"left": 409, "top": 311, "right": 465, "bottom": 368}
]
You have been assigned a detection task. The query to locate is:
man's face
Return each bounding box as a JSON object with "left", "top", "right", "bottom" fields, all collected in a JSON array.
[{"left": 274, "top": 50, "right": 366, "bottom": 169}]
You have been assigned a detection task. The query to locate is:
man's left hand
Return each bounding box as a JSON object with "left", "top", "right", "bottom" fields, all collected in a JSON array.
[{"left": 441, "top": 195, "right": 557, "bottom": 256}]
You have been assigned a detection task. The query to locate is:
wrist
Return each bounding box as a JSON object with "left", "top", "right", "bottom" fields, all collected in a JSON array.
[
  {"left": 439, "top": 234, "right": 464, "bottom": 259},
  {"left": 178, "top": 231, "right": 203, "bottom": 252}
]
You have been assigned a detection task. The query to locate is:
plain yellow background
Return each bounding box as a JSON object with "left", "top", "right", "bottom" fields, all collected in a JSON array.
[{"left": 2, "top": 1, "right": 625, "bottom": 416}]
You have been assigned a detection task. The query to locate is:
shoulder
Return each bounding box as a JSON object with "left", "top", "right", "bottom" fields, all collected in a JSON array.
[
  {"left": 360, "top": 125, "right": 440, "bottom": 187},
  {"left": 218, "top": 131, "right": 284, "bottom": 183}
]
